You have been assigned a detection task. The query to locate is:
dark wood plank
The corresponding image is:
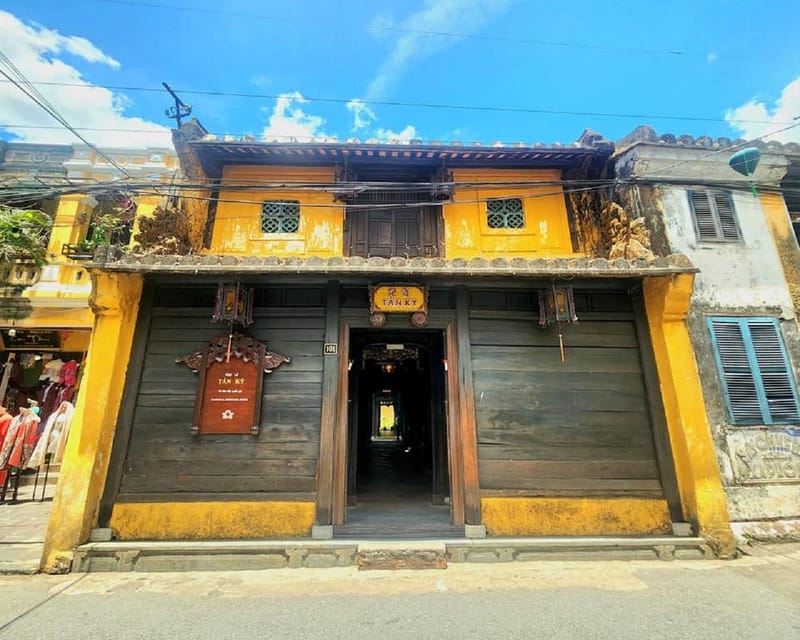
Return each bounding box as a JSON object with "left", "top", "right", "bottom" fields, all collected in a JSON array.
[
  {"left": 445, "top": 322, "right": 465, "bottom": 525},
  {"left": 126, "top": 441, "right": 320, "bottom": 460},
  {"left": 477, "top": 444, "right": 657, "bottom": 461},
  {"left": 332, "top": 320, "right": 350, "bottom": 524},
  {"left": 116, "top": 491, "right": 316, "bottom": 503},
  {"left": 478, "top": 476, "right": 663, "bottom": 492},
  {"left": 456, "top": 286, "right": 481, "bottom": 524},
  {"left": 479, "top": 459, "right": 661, "bottom": 481},
  {"left": 315, "top": 280, "right": 340, "bottom": 525},
  {"left": 124, "top": 458, "right": 317, "bottom": 477},
  {"left": 119, "top": 474, "right": 316, "bottom": 494}
]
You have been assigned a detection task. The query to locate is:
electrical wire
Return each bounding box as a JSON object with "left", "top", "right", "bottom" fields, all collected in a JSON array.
[
  {"left": 0, "top": 51, "right": 136, "bottom": 179},
  {"left": 0, "top": 79, "right": 791, "bottom": 126}
]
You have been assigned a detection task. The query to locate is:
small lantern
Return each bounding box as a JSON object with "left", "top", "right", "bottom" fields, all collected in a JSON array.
[
  {"left": 212, "top": 283, "right": 254, "bottom": 326},
  {"left": 538, "top": 285, "right": 577, "bottom": 326}
]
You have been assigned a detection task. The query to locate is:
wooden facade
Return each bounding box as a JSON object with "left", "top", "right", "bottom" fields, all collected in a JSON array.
[{"left": 40, "top": 132, "right": 739, "bottom": 565}]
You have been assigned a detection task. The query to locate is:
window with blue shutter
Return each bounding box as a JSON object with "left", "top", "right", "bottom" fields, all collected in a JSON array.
[
  {"left": 708, "top": 317, "right": 800, "bottom": 425},
  {"left": 688, "top": 190, "right": 741, "bottom": 242}
]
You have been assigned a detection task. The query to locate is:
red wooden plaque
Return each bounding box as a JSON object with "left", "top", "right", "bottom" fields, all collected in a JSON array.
[
  {"left": 195, "top": 357, "right": 262, "bottom": 435},
  {"left": 178, "top": 333, "right": 290, "bottom": 436}
]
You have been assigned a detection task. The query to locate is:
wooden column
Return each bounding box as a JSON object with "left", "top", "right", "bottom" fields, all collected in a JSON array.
[
  {"left": 315, "top": 281, "right": 341, "bottom": 525},
  {"left": 445, "top": 323, "right": 465, "bottom": 525},
  {"left": 332, "top": 321, "right": 350, "bottom": 524},
  {"left": 455, "top": 286, "right": 481, "bottom": 524}
]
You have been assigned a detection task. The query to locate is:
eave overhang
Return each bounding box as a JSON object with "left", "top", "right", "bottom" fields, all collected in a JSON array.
[{"left": 86, "top": 252, "right": 696, "bottom": 279}]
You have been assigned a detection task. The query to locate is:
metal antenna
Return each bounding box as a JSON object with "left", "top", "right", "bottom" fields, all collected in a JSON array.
[{"left": 163, "top": 82, "right": 192, "bottom": 127}]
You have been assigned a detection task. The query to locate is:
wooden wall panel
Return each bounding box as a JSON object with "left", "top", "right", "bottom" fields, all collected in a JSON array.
[
  {"left": 470, "top": 290, "right": 663, "bottom": 498},
  {"left": 116, "top": 287, "right": 325, "bottom": 503}
]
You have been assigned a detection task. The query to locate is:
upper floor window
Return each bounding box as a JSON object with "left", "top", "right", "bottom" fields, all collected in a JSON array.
[
  {"left": 708, "top": 317, "right": 800, "bottom": 425},
  {"left": 261, "top": 200, "right": 300, "bottom": 234},
  {"left": 688, "top": 190, "right": 741, "bottom": 242},
  {"left": 487, "top": 197, "right": 525, "bottom": 229}
]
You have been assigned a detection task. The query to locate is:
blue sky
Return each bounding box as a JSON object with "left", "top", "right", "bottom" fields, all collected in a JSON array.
[{"left": 0, "top": 0, "right": 798, "bottom": 149}]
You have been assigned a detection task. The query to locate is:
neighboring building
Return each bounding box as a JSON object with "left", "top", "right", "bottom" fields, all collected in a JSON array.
[
  {"left": 614, "top": 126, "right": 800, "bottom": 541},
  {"left": 40, "top": 121, "right": 738, "bottom": 571},
  {"left": 0, "top": 141, "right": 177, "bottom": 499}
]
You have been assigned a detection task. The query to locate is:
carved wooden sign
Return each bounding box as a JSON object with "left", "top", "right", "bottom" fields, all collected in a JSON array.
[
  {"left": 176, "top": 333, "right": 289, "bottom": 436},
  {"left": 370, "top": 284, "right": 428, "bottom": 313}
]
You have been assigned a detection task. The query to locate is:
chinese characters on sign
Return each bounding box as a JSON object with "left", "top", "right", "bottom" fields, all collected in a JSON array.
[{"left": 370, "top": 285, "right": 428, "bottom": 313}]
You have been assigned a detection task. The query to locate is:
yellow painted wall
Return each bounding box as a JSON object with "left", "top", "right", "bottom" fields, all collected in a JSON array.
[
  {"left": 760, "top": 191, "right": 800, "bottom": 315},
  {"left": 446, "top": 169, "right": 575, "bottom": 259},
  {"left": 643, "top": 274, "right": 735, "bottom": 557},
  {"left": 481, "top": 497, "right": 671, "bottom": 536},
  {"left": 41, "top": 271, "right": 144, "bottom": 572},
  {"left": 210, "top": 166, "right": 342, "bottom": 256},
  {"left": 110, "top": 502, "right": 315, "bottom": 539}
]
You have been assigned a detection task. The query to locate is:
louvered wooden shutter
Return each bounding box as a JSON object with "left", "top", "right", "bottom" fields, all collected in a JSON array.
[
  {"left": 748, "top": 321, "right": 800, "bottom": 422},
  {"left": 712, "top": 192, "right": 741, "bottom": 241},
  {"left": 689, "top": 190, "right": 741, "bottom": 242},
  {"left": 689, "top": 191, "right": 718, "bottom": 240},
  {"left": 710, "top": 318, "right": 800, "bottom": 425}
]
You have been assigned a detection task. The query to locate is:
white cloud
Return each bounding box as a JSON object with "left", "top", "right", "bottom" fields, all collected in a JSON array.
[
  {"left": 261, "top": 92, "right": 330, "bottom": 141},
  {"left": 725, "top": 77, "right": 800, "bottom": 143},
  {"left": 0, "top": 10, "right": 171, "bottom": 149},
  {"left": 346, "top": 99, "right": 377, "bottom": 131},
  {"left": 374, "top": 125, "right": 419, "bottom": 142},
  {"left": 365, "top": 0, "right": 511, "bottom": 99}
]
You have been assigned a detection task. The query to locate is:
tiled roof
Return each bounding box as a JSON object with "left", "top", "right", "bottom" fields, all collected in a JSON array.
[
  {"left": 618, "top": 125, "right": 800, "bottom": 154},
  {"left": 89, "top": 250, "right": 696, "bottom": 278}
]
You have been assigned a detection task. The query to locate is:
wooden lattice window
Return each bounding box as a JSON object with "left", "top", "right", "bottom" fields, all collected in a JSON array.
[
  {"left": 486, "top": 198, "right": 525, "bottom": 229},
  {"left": 688, "top": 190, "right": 741, "bottom": 242},
  {"left": 261, "top": 200, "right": 300, "bottom": 234},
  {"left": 708, "top": 317, "right": 800, "bottom": 425}
]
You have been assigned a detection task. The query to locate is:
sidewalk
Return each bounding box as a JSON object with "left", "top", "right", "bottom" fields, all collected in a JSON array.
[{"left": 0, "top": 483, "right": 53, "bottom": 575}]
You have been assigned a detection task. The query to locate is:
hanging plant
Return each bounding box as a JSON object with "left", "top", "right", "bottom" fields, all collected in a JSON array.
[{"left": 0, "top": 206, "right": 53, "bottom": 266}]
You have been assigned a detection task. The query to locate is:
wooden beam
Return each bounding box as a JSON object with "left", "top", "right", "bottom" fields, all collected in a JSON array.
[
  {"left": 445, "top": 322, "right": 465, "bottom": 525},
  {"left": 315, "top": 280, "right": 341, "bottom": 525},
  {"left": 332, "top": 321, "right": 350, "bottom": 524},
  {"left": 455, "top": 286, "right": 481, "bottom": 524}
]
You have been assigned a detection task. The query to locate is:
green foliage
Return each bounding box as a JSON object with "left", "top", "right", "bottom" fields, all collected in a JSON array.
[{"left": 0, "top": 206, "right": 53, "bottom": 266}]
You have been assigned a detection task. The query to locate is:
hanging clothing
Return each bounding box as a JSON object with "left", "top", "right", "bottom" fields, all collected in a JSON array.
[
  {"left": 0, "top": 410, "right": 40, "bottom": 470},
  {"left": 27, "top": 402, "right": 74, "bottom": 469},
  {"left": 59, "top": 360, "right": 79, "bottom": 386},
  {"left": 0, "top": 407, "right": 12, "bottom": 486}
]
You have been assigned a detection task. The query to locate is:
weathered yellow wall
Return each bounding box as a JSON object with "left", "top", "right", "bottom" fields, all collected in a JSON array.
[
  {"left": 446, "top": 169, "right": 575, "bottom": 259},
  {"left": 643, "top": 274, "right": 735, "bottom": 556},
  {"left": 110, "top": 502, "right": 315, "bottom": 539},
  {"left": 481, "top": 497, "right": 671, "bottom": 536},
  {"left": 210, "top": 166, "right": 342, "bottom": 256},
  {"left": 760, "top": 191, "right": 800, "bottom": 315},
  {"left": 41, "top": 271, "right": 144, "bottom": 572}
]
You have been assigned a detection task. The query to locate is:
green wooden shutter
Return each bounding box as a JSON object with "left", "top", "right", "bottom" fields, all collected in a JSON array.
[{"left": 709, "top": 318, "right": 800, "bottom": 425}]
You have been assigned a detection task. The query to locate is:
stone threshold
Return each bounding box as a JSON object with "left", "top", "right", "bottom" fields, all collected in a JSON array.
[{"left": 73, "top": 536, "right": 714, "bottom": 573}]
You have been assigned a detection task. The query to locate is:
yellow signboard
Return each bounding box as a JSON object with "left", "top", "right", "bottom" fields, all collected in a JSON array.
[{"left": 370, "top": 285, "right": 428, "bottom": 313}]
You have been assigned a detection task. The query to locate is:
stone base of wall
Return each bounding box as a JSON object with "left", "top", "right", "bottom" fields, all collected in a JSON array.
[{"left": 731, "top": 519, "right": 800, "bottom": 543}]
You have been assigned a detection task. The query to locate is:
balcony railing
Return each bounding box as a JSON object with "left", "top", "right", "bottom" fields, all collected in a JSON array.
[{"left": 1, "top": 259, "right": 42, "bottom": 289}]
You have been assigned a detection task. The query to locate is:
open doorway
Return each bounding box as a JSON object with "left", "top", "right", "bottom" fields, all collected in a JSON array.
[{"left": 339, "top": 329, "right": 457, "bottom": 537}]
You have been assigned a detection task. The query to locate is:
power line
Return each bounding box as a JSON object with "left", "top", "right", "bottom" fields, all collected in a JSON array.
[
  {"left": 0, "top": 50, "right": 136, "bottom": 180},
  {"left": 86, "top": 0, "right": 687, "bottom": 57},
  {"left": 0, "top": 79, "right": 792, "bottom": 126}
]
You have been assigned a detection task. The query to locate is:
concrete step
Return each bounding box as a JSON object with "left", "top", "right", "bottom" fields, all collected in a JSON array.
[{"left": 73, "top": 535, "right": 714, "bottom": 573}]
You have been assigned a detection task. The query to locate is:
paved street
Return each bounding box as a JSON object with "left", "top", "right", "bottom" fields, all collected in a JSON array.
[{"left": 1, "top": 546, "right": 798, "bottom": 640}]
